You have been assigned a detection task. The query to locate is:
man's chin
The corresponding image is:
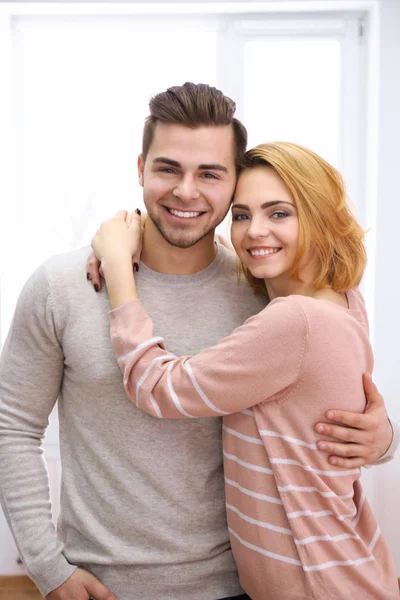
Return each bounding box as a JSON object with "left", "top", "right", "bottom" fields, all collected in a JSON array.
[
  {"left": 161, "top": 234, "right": 210, "bottom": 249},
  {"left": 153, "top": 221, "right": 215, "bottom": 249}
]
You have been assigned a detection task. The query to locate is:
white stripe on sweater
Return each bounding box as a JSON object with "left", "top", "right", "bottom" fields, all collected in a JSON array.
[
  {"left": 351, "top": 491, "right": 365, "bottom": 528},
  {"left": 118, "top": 336, "right": 164, "bottom": 363},
  {"left": 259, "top": 430, "right": 317, "bottom": 450},
  {"left": 135, "top": 355, "right": 174, "bottom": 407},
  {"left": 225, "top": 477, "right": 282, "bottom": 505},
  {"left": 303, "top": 555, "right": 374, "bottom": 572},
  {"left": 278, "top": 484, "right": 354, "bottom": 500},
  {"left": 228, "top": 501, "right": 361, "bottom": 546},
  {"left": 223, "top": 425, "right": 263, "bottom": 445},
  {"left": 223, "top": 451, "right": 358, "bottom": 478},
  {"left": 270, "top": 458, "right": 360, "bottom": 477},
  {"left": 368, "top": 525, "right": 381, "bottom": 552},
  {"left": 229, "top": 527, "right": 375, "bottom": 571},
  {"left": 223, "top": 451, "right": 273, "bottom": 474},
  {"left": 226, "top": 503, "right": 292, "bottom": 535},
  {"left": 287, "top": 508, "right": 357, "bottom": 520},
  {"left": 185, "top": 361, "right": 229, "bottom": 415},
  {"left": 228, "top": 527, "right": 302, "bottom": 566},
  {"left": 166, "top": 363, "right": 194, "bottom": 418},
  {"left": 149, "top": 393, "right": 162, "bottom": 418},
  {"left": 295, "top": 532, "right": 360, "bottom": 545}
]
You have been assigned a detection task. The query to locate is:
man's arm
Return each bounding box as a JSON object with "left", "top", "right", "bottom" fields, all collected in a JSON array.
[
  {"left": 315, "top": 373, "right": 397, "bottom": 468},
  {"left": 0, "top": 264, "right": 75, "bottom": 594},
  {"left": 0, "top": 265, "right": 118, "bottom": 600}
]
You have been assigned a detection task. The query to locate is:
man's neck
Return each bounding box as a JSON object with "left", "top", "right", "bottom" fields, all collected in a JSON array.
[{"left": 140, "top": 221, "right": 218, "bottom": 275}]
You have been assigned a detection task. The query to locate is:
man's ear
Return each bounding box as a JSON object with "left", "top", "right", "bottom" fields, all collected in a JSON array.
[{"left": 138, "top": 154, "right": 144, "bottom": 187}]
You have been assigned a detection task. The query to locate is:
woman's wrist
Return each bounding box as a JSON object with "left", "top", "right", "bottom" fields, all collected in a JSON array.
[
  {"left": 100, "top": 251, "right": 132, "bottom": 276},
  {"left": 100, "top": 252, "right": 138, "bottom": 309}
]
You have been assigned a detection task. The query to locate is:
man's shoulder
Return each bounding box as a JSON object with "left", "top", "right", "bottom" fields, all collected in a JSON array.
[
  {"left": 44, "top": 245, "right": 91, "bottom": 274},
  {"left": 16, "top": 246, "right": 91, "bottom": 305},
  {"left": 41, "top": 245, "right": 92, "bottom": 289}
]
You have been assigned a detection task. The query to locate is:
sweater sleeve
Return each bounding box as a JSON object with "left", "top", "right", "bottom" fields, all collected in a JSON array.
[
  {"left": 0, "top": 265, "right": 76, "bottom": 596},
  {"left": 109, "top": 297, "right": 308, "bottom": 418}
]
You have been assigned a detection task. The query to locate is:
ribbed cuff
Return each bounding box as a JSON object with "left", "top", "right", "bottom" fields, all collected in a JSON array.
[{"left": 27, "top": 554, "right": 77, "bottom": 597}]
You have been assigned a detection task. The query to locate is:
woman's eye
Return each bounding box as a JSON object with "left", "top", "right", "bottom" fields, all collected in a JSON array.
[
  {"left": 232, "top": 213, "right": 249, "bottom": 221},
  {"left": 271, "top": 211, "right": 289, "bottom": 219}
]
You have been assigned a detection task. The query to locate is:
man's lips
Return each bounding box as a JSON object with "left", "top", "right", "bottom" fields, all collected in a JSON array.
[{"left": 164, "top": 207, "right": 206, "bottom": 219}]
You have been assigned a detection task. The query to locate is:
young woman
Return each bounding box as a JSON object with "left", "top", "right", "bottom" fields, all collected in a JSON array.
[{"left": 91, "top": 142, "right": 399, "bottom": 600}]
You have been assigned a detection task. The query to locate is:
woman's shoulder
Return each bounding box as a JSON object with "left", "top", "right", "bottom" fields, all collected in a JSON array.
[{"left": 279, "top": 289, "right": 369, "bottom": 333}]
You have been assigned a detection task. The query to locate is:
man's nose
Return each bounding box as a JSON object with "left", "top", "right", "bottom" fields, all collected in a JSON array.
[{"left": 173, "top": 175, "right": 200, "bottom": 201}]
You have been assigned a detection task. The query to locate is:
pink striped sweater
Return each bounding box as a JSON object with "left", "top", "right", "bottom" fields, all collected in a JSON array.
[{"left": 109, "top": 289, "right": 399, "bottom": 600}]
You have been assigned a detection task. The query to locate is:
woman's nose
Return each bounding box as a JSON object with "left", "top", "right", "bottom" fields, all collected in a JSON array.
[{"left": 247, "top": 219, "right": 270, "bottom": 239}]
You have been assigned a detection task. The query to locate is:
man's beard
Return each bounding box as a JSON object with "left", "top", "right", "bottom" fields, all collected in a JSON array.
[{"left": 148, "top": 209, "right": 229, "bottom": 249}]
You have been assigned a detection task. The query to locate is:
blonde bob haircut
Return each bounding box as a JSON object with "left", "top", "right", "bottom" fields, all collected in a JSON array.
[{"left": 240, "top": 142, "right": 367, "bottom": 296}]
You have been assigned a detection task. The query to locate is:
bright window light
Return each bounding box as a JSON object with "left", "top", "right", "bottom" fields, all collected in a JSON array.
[{"left": 244, "top": 39, "right": 341, "bottom": 167}]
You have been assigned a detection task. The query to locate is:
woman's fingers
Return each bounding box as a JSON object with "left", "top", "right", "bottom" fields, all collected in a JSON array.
[
  {"left": 115, "top": 209, "right": 129, "bottom": 221},
  {"left": 86, "top": 251, "right": 102, "bottom": 292}
]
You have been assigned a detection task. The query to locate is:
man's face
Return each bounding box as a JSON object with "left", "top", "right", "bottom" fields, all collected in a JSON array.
[{"left": 138, "top": 123, "right": 237, "bottom": 248}]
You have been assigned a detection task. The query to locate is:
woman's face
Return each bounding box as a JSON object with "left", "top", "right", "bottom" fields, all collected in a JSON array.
[{"left": 231, "top": 166, "right": 299, "bottom": 284}]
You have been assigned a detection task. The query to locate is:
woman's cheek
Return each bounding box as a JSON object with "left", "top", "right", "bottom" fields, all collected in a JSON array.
[{"left": 230, "top": 225, "right": 243, "bottom": 256}]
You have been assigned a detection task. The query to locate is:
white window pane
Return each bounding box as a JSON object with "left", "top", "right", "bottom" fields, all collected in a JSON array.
[
  {"left": 244, "top": 39, "right": 341, "bottom": 167},
  {"left": 2, "top": 17, "right": 218, "bottom": 338},
  {"left": 15, "top": 17, "right": 218, "bottom": 263}
]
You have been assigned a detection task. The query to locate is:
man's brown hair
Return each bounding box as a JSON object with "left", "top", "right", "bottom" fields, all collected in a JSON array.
[{"left": 142, "top": 82, "right": 247, "bottom": 172}]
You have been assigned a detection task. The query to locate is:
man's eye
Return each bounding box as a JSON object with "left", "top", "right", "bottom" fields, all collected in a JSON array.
[
  {"left": 159, "top": 168, "right": 176, "bottom": 174},
  {"left": 232, "top": 213, "right": 249, "bottom": 221},
  {"left": 201, "top": 172, "right": 218, "bottom": 179}
]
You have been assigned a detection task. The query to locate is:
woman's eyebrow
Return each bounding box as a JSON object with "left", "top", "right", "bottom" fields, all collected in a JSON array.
[{"left": 232, "top": 200, "right": 293, "bottom": 210}]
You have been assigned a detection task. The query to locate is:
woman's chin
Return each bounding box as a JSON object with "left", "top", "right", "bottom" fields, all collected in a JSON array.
[{"left": 247, "top": 265, "right": 278, "bottom": 280}]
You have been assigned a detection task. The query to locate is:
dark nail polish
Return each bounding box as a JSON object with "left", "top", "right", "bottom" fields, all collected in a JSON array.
[
  {"left": 133, "top": 263, "right": 139, "bottom": 272},
  {"left": 87, "top": 273, "right": 91, "bottom": 280},
  {"left": 135, "top": 208, "right": 141, "bottom": 216},
  {"left": 94, "top": 284, "right": 99, "bottom": 292}
]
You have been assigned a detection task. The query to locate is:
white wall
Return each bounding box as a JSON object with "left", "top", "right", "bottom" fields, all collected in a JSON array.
[{"left": 371, "top": 0, "right": 400, "bottom": 572}]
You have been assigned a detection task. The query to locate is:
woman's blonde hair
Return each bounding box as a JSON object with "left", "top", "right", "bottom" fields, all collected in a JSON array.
[{"left": 239, "top": 141, "right": 367, "bottom": 295}]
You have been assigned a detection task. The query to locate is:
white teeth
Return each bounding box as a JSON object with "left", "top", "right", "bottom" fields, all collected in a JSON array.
[
  {"left": 169, "top": 209, "right": 202, "bottom": 218},
  {"left": 249, "top": 248, "right": 280, "bottom": 256}
]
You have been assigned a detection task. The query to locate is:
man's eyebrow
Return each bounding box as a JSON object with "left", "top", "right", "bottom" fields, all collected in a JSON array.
[
  {"left": 153, "top": 157, "right": 181, "bottom": 168},
  {"left": 152, "top": 157, "right": 228, "bottom": 173},
  {"left": 198, "top": 163, "right": 228, "bottom": 173},
  {"left": 232, "top": 201, "right": 294, "bottom": 210}
]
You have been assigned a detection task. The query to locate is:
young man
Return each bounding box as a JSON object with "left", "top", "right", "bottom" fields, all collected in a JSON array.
[{"left": 0, "top": 83, "right": 397, "bottom": 600}]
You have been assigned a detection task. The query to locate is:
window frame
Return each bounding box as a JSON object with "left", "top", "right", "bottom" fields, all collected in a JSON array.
[{"left": 0, "top": 0, "right": 380, "bottom": 348}]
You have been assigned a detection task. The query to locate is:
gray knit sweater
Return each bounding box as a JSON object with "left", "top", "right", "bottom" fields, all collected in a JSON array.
[{"left": 0, "top": 244, "right": 266, "bottom": 599}]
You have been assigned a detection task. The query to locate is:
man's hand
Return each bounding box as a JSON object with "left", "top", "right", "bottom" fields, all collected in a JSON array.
[
  {"left": 315, "top": 373, "right": 393, "bottom": 468},
  {"left": 45, "top": 567, "right": 118, "bottom": 600}
]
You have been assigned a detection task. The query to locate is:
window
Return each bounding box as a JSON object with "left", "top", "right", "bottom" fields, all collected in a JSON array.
[{"left": 0, "top": 5, "right": 366, "bottom": 345}]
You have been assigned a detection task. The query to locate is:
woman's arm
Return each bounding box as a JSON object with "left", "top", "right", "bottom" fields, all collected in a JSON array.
[
  {"left": 109, "top": 296, "right": 308, "bottom": 418},
  {"left": 91, "top": 211, "right": 308, "bottom": 418}
]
